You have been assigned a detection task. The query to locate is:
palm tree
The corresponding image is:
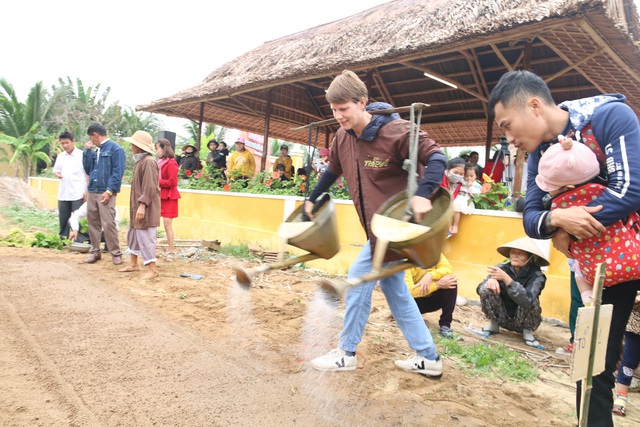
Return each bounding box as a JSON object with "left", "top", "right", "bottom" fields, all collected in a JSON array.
[
  {"left": 1, "top": 76, "right": 176, "bottom": 179},
  {"left": 49, "top": 77, "right": 161, "bottom": 151},
  {"left": 184, "top": 120, "right": 228, "bottom": 151},
  {"left": 0, "top": 123, "right": 51, "bottom": 179},
  {"left": 112, "top": 106, "right": 163, "bottom": 139},
  {"left": 48, "top": 77, "right": 115, "bottom": 139},
  {"left": 0, "top": 79, "right": 67, "bottom": 179},
  {"left": 270, "top": 139, "right": 283, "bottom": 157}
]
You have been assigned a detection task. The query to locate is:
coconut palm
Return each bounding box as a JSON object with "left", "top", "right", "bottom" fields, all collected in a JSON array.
[
  {"left": 0, "top": 79, "right": 68, "bottom": 179},
  {"left": 270, "top": 139, "right": 283, "bottom": 157},
  {"left": 0, "top": 123, "right": 51, "bottom": 180},
  {"left": 48, "top": 77, "right": 118, "bottom": 139},
  {"left": 184, "top": 120, "right": 228, "bottom": 151},
  {"left": 49, "top": 77, "right": 162, "bottom": 153},
  {"left": 113, "top": 106, "right": 163, "bottom": 140}
]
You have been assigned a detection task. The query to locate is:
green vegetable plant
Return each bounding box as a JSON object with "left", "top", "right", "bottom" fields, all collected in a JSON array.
[
  {"left": 0, "top": 228, "right": 34, "bottom": 247},
  {"left": 31, "top": 232, "right": 67, "bottom": 250}
]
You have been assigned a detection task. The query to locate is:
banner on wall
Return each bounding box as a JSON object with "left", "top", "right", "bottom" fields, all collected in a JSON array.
[{"left": 243, "top": 132, "right": 265, "bottom": 157}]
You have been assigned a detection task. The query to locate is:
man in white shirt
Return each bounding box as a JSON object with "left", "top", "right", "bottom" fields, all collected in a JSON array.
[
  {"left": 68, "top": 202, "right": 119, "bottom": 251},
  {"left": 52, "top": 131, "right": 86, "bottom": 239}
]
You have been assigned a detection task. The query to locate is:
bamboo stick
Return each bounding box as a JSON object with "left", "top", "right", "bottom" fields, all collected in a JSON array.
[{"left": 579, "top": 262, "right": 606, "bottom": 427}]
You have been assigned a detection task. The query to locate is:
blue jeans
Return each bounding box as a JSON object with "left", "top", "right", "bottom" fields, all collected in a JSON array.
[{"left": 338, "top": 241, "right": 438, "bottom": 360}]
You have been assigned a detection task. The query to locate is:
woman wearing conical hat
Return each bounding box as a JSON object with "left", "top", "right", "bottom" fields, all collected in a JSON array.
[{"left": 476, "top": 236, "right": 549, "bottom": 348}]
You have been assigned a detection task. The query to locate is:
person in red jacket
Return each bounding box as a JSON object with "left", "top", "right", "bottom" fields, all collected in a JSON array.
[{"left": 155, "top": 139, "right": 181, "bottom": 261}]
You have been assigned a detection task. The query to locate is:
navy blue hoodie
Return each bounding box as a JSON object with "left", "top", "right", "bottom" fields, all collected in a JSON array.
[{"left": 524, "top": 94, "right": 640, "bottom": 238}]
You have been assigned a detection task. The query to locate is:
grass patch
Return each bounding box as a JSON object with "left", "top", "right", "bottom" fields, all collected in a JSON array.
[
  {"left": 435, "top": 334, "right": 538, "bottom": 382},
  {"left": 0, "top": 203, "right": 58, "bottom": 233},
  {"left": 219, "top": 243, "right": 255, "bottom": 260}
]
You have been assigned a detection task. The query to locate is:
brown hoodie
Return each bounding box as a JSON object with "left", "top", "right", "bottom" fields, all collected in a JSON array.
[{"left": 327, "top": 117, "right": 442, "bottom": 261}]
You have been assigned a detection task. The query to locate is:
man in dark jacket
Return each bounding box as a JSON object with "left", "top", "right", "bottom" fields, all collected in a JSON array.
[
  {"left": 82, "top": 123, "right": 125, "bottom": 265},
  {"left": 205, "top": 140, "right": 219, "bottom": 167},
  {"left": 489, "top": 69, "right": 640, "bottom": 426},
  {"left": 178, "top": 144, "right": 201, "bottom": 174}
]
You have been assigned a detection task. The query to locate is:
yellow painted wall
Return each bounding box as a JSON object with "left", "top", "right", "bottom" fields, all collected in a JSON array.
[
  {"left": 29, "top": 177, "right": 571, "bottom": 322},
  {"left": 0, "top": 143, "right": 19, "bottom": 177},
  {"left": 29, "top": 178, "right": 59, "bottom": 208}
]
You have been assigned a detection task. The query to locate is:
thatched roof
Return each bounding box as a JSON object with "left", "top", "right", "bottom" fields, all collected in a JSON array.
[{"left": 139, "top": 0, "right": 640, "bottom": 148}]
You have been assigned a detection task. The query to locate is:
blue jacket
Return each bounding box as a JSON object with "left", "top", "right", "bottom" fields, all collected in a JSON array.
[
  {"left": 524, "top": 94, "right": 640, "bottom": 238},
  {"left": 83, "top": 139, "right": 126, "bottom": 194}
]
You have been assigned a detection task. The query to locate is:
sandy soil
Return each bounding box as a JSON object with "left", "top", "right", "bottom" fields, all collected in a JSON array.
[
  {"left": 0, "top": 177, "right": 637, "bottom": 426},
  {"left": 0, "top": 243, "right": 638, "bottom": 427}
]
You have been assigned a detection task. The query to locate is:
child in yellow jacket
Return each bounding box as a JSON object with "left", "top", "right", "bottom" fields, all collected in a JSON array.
[
  {"left": 228, "top": 138, "right": 256, "bottom": 180},
  {"left": 405, "top": 254, "right": 458, "bottom": 338}
]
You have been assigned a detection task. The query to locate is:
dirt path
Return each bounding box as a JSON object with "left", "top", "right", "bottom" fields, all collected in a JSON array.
[{"left": 0, "top": 244, "right": 638, "bottom": 426}]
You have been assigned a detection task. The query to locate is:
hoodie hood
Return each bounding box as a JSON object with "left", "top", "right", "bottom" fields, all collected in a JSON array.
[
  {"left": 559, "top": 94, "right": 626, "bottom": 132},
  {"left": 347, "top": 102, "right": 400, "bottom": 141}
]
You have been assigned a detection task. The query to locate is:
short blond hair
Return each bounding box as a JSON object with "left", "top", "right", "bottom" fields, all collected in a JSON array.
[{"left": 326, "top": 70, "right": 368, "bottom": 104}]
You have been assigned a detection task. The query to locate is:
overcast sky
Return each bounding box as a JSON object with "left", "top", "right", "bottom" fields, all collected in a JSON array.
[
  {"left": 3, "top": 0, "right": 390, "bottom": 137},
  {"left": 3, "top": 0, "right": 640, "bottom": 139}
]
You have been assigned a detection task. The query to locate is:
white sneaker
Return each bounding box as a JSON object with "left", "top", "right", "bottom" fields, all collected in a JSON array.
[
  {"left": 394, "top": 354, "right": 442, "bottom": 377},
  {"left": 310, "top": 348, "right": 357, "bottom": 371}
]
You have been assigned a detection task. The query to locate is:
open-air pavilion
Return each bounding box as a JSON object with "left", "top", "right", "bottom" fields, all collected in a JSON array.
[{"left": 139, "top": 0, "right": 640, "bottom": 189}]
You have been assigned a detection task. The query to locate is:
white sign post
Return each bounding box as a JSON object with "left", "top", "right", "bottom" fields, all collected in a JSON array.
[
  {"left": 571, "top": 304, "right": 612, "bottom": 382},
  {"left": 570, "top": 263, "right": 611, "bottom": 427}
]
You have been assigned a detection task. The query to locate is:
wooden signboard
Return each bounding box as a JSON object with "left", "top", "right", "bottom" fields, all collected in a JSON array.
[
  {"left": 570, "top": 263, "right": 611, "bottom": 427},
  {"left": 570, "top": 303, "right": 612, "bottom": 382}
]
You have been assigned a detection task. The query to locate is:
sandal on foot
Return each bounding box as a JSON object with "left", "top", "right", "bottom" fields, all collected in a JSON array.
[
  {"left": 613, "top": 396, "right": 627, "bottom": 416},
  {"left": 440, "top": 326, "right": 454, "bottom": 339},
  {"left": 481, "top": 328, "right": 499, "bottom": 336},
  {"left": 166, "top": 253, "right": 175, "bottom": 262},
  {"left": 524, "top": 338, "right": 544, "bottom": 349}
]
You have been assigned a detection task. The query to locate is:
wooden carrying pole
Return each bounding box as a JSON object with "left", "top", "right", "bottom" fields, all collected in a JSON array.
[{"left": 579, "top": 262, "right": 606, "bottom": 427}]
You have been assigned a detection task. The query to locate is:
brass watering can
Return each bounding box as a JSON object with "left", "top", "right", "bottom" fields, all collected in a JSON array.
[
  {"left": 319, "top": 187, "right": 452, "bottom": 299},
  {"left": 233, "top": 193, "right": 339, "bottom": 288}
]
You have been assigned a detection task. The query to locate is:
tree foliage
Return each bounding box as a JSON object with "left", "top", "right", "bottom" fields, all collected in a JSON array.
[
  {"left": 0, "top": 79, "right": 66, "bottom": 178},
  {"left": 183, "top": 120, "right": 228, "bottom": 152},
  {"left": 0, "top": 76, "right": 168, "bottom": 180}
]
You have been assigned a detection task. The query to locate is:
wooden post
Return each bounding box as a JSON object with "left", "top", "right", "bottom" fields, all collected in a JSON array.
[
  {"left": 196, "top": 102, "right": 204, "bottom": 152},
  {"left": 523, "top": 41, "right": 532, "bottom": 70},
  {"left": 261, "top": 89, "right": 273, "bottom": 172},
  {"left": 513, "top": 148, "right": 524, "bottom": 197},
  {"left": 485, "top": 115, "right": 493, "bottom": 161},
  {"left": 578, "top": 263, "right": 607, "bottom": 427}
]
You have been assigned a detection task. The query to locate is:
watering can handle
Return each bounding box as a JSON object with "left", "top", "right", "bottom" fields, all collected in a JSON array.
[
  {"left": 301, "top": 192, "right": 331, "bottom": 221},
  {"left": 404, "top": 103, "right": 423, "bottom": 219}
]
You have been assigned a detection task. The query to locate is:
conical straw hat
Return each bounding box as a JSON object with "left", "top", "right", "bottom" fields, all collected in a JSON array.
[
  {"left": 123, "top": 130, "right": 155, "bottom": 154},
  {"left": 497, "top": 236, "right": 549, "bottom": 267}
]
